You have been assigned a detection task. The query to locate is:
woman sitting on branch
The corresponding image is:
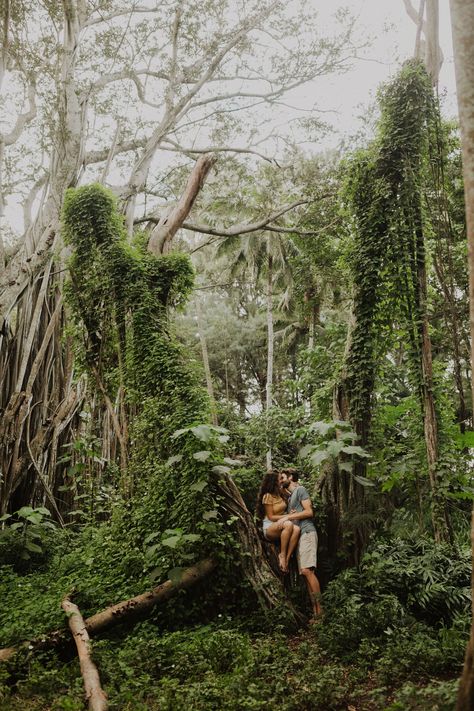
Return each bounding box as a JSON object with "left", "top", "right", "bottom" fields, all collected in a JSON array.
[{"left": 256, "top": 471, "right": 300, "bottom": 573}]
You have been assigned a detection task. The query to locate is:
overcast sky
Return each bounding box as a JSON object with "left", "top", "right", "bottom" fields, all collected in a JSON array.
[
  {"left": 2, "top": 1, "right": 458, "bottom": 236},
  {"left": 306, "top": 0, "right": 456, "bottom": 149}
]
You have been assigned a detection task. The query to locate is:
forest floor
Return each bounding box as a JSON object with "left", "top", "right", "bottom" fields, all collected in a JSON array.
[{"left": 0, "top": 624, "right": 460, "bottom": 711}]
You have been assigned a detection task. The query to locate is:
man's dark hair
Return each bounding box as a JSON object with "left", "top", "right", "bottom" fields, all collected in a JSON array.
[{"left": 280, "top": 467, "right": 299, "bottom": 482}]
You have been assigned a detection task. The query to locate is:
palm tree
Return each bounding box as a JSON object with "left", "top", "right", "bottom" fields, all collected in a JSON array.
[{"left": 216, "top": 228, "right": 297, "bottom": 470}]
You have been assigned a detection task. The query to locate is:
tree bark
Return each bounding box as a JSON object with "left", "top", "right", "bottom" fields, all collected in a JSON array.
[
  {"left": 449, "top": 1, "right": 474, "bottom": 707},
  {"left": 266, "top": 244, "right": 274, "bottom": 471},
  {"left": 147, "top": 154, "right": 215, "bottom": 255},
  {"left": 62, "top": 597, "right": 108, "bottom": 711}
]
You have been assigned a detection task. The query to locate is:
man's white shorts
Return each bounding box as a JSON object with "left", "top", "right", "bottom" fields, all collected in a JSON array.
[{"left": 297, "top": 530, "right": 318, "bottom": 572}]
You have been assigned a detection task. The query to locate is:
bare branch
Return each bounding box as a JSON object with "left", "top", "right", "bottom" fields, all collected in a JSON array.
[
  {"left": 161, "top": 139, "right": 278, "bottom": 164},
  {"left": 3, "top": 82, "right": 37, "bottom": 145},
  {"left": 148, "top": 154, "right": 216, "bottom": 254},
  {"left": 84, "top": 5, "right": 162, "bottom": 28},
  {"left": 84, "top": 138, "right": 147, "bottom": 165}
]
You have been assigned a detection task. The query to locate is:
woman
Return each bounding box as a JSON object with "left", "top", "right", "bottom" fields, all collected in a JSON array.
[{"left": 256, "top": 470, "right": 300, "bottom": 572}]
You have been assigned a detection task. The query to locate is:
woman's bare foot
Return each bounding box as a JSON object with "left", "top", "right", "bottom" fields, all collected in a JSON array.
[{"left": 278, "top": 552, "right": 288, "bottom": 572}]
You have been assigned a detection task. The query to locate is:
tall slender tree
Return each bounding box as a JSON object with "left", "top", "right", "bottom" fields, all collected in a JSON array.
[{"left": 449, "top": 2, "right": 474, "bottom": 707}]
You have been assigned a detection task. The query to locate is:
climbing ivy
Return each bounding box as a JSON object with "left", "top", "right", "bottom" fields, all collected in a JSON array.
[
  {"left": 62, "top": 184, "right": 231, "bottom": 578},
  {"left": 342, "top": 61, "right": 437, "bottom": 439}
]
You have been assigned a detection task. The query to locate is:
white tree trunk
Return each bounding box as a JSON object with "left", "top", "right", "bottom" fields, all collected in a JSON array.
[
  {"left": 449, "top": 1, "right": 474, "bottom": 707},
  {"left": 266, "top": 239, "right": 274, "bottom": 471}
]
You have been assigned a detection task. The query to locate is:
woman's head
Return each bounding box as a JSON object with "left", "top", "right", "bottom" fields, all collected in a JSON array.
[{"left": 255, "top": 470, "right": 281, "bottom": 520}]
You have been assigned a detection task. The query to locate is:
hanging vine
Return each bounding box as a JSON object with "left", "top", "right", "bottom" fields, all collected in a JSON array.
[{"left": 342, "top": 59, "right": 451, "bottom": 542}]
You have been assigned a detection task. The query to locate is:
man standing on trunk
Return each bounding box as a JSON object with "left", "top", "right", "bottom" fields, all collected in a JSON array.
[{"left": 279, "top": 468, "right": 322, "bottom": 620}]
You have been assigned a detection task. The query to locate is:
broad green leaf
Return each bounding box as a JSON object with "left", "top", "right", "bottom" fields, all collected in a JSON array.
[
  {"left": 15, "top": 506, "right": 34, "bottom": 518},
  {"left": 310, "top": 421, "right": 334, "bottom": 436},
  {"left": 326, "top": 440, "right": 344, "bottom": 457},
  {"left": 339, "top": 430, "right": 357, "bottom": 441},
  {"left": 182, "top": 533, "right": 201, "bottom": 543},
  {"left": 143, "top": 531, "right": 160, "bottom": 545},
  {"left": 190, "top": 425, "right": 213, "bottom": 442},
  {"left": 223, "top": 458, "right": 242, "bottom": 466},
  {"left": 354, "top": 475, "right": 375, "bottom": 487},
  {"left": 193, "top": 450, "right": 211, "bottom": 462},
  {"left": 299, "top": 444, "right": 314, "bottom": 459},
  {"left": 211, "top": 465, "right": 231, "bottom": 476},
  {"left": 162, "top": 535, "right": 181, "bottom": 549},
  {"left": 310, "top": 450, "right": 329, "bottom": 466},
  {"left": 339, "top": 462, "right": 353, "bottom": 473},
  {"left": 25, "top": 541, "right": 43, "bottom": 554},
  {"left": 190, "top": 480, "right": 207, "bottom": 492},
  {"left": 0, "top": 514, "right": 11, "bottom": 521},
  {"left": 166, "top": 454, "right": 183, "bottom": 467},
  {"left": 145, "top": 543, "right": 161, "bottom": 558},
  {"left": 171, "top": 427, "right": 189, "bottom": 439},
  {"left": 150, "top": 567, "right": 163, "bottom": 583},
  {"left": 341, "top": 445, "right": 371, "bottom": 458},
  {"left": 168, "top": 567, "right": 186, "bottom": 585},
  {"left": 203, "top": 510, "right": 218, "bottom": 520}
]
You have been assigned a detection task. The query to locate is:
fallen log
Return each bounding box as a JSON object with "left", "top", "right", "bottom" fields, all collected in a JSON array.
[
  {"left": 0, "top": 558, "right": 217, "bottom": 663},
  {"left": 62, "top": 597, "right": 108, "bottom": 711}
]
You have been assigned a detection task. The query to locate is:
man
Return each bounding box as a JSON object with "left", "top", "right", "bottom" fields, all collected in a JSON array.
[{"left": 279, "top": 468, "right": 322, "bottom": 620}]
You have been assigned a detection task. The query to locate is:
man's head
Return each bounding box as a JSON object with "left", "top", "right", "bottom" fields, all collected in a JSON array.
[{"left": 279, "top": 467, "right": 300, "bottom": 491}]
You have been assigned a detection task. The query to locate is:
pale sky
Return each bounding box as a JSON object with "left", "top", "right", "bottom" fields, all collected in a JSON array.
[
  {"left": 299, "top": 0, "right": 456, "bottom": 149},
  {"left": 2, "top": 1, "right": 458, "bottom": 237}
]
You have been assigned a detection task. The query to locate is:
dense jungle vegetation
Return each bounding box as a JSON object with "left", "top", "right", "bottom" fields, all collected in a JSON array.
[{"left": 1, "top": 2, "right": 474, "bottom": 710}]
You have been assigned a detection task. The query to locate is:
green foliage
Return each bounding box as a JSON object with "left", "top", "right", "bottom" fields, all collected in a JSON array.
[
  {"left": 0, "top": 507, "right": 56, "bottom": 569},
  {"left": 61, "top": 184, "right": 236, "bottom": 584},
  {"left": 318, "top": 536, "right": 469, "bottom": 678}
]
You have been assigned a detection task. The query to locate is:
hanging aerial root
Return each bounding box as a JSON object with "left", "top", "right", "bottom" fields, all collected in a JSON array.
[
  {"left": 0, "top": 558, "right": 217, "bottom": 663},
  {"left": 62, "top": 596, "right": 108, "bottom": 711}
]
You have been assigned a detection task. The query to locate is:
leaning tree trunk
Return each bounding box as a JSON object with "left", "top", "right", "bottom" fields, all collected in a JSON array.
[{"left": 449, "top": 1, "right": 474, "bottom": 708}]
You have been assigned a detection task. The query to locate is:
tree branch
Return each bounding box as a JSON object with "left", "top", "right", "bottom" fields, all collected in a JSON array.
[
  {"left": 3, "top": 81, "right": 37, "bottom": 145},
  {"left": 147, "top": 154, "right": 216, "bottom": 255},
  {"left": 156, "top": 200, "right": 310, "bottom": 239}
]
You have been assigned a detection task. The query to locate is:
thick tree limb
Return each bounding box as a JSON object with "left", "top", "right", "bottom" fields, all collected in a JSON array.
[
  {"left": 0, "top": 559, "right": 217, "bottom": 663},
  {"left": 62, "top": 597, "right": 108, "bottom": 711},
  {"left": 147, "top": 154, "right": 216, "bottom": 254}
]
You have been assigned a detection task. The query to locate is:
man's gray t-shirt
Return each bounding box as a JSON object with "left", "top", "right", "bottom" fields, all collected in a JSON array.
[{"left": 288, "top": 486, "right": 316, "bottom": 535}]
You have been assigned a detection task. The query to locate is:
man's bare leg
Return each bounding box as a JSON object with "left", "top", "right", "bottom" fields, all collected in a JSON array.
[{"left": 301, "top": 567, "right": 322, "bottom": 617}]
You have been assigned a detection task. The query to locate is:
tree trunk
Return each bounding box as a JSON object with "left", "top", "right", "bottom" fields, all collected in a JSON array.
[
  {"left": 266, "top": 243, "right": 274, "bottom": 471},
  {"left": 0, "top": 559, "right": 217, "bottom": 663},
  {"left": 449, "top": 1, "right": 474, "bottom": 706},
  {"left": 218, "top": 473, "right": 304, "bottom": 628},
  {"left": 196, "top": 301, "right": 218, "bottom": 426},
  {"left": 62, "top": 597, "right": 108, "bottom": 711}
]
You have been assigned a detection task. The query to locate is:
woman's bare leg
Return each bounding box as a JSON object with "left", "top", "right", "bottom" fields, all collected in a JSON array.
[
  {"left": 278, "top": 521, "right": 293, "bottom": 572},
  {"left": 286, "top": 524, "right": 300, "bottom": 567}
]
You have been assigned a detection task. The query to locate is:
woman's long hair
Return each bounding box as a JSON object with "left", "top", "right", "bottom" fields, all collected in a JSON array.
[{"left": 255, "top": 470, "right": 281, "bottom": 522}]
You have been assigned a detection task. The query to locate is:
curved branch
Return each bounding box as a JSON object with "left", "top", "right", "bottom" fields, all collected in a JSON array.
[
  {"left": 3, "top": 81, "right": 37, "bottom": 145},
  {"left": 181, "top": 200, "right": 310, "bottom": 237}
]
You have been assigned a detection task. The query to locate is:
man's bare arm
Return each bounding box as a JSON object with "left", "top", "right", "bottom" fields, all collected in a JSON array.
[{"left": 287, "top": 498, "right": 313, "bottom": 521}]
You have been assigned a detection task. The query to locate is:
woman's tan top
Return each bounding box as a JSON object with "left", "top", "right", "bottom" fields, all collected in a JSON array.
[{"left": 262, "top": 493, "right": 287, "bottom": 516}]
